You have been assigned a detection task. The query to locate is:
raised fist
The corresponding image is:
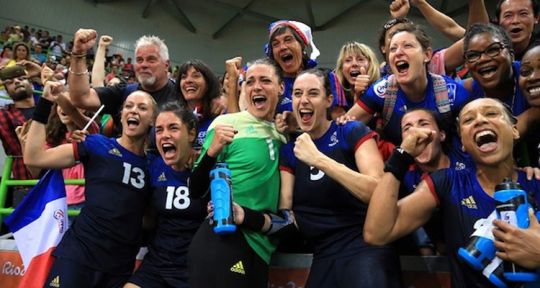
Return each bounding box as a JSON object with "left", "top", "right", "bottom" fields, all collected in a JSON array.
[{"left": 73, "top": 29, "right": 97, "bottom": 54}]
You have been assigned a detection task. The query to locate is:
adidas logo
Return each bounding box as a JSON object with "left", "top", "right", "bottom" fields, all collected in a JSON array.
[
  {"left": 230, "top": 260, "right": 245, "bottom": 275},
  {"left": 157, "top": 172, "right": 167, "bottom": 182},
  {"left": 461, "top": 195, "right": 477, "bottom": 209},
  {"left": 108, "top": 148, "right": 122, "bottom": 157},
  {"left": 49, "top": 276, "right": 60, "bottom": 287}
]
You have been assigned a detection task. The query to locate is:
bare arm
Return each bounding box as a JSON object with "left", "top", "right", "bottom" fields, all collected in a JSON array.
[
  {"left": 345, "top": 103, "right": 373, "bottom": 124},
  {"left": 293, "top": 133, "right": 381, "bottom": 203},
  {"left": 443, "top": 39, "right": 465, "bottom": 74},
  {"left": 411, "top": 0, "right": 465, "bottom": 41},
  {"left": 224, "top": 57, "right": 242, "bottom": 113},
  {"left": 68, "top": 29, "right": 102, "bottom": 110},
  {"left": 55, "top": 91, "right": 92, "bottom": 130},
  {"left": 279, "top": 170, "right": 295, "bottom": 209},
  {"left": 91, "top": 35, "right": 113, "bottom": 88},
  {"left": 364, "top": 126, "right": 439, "bottom": 245},
  {"left": 467, "top": 0, "right": 489, "bottom": 27}
]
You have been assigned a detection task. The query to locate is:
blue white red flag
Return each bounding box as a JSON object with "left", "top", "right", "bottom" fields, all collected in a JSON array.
[{"left": 4, "top": 169, "right": 68, "bottom": 288}]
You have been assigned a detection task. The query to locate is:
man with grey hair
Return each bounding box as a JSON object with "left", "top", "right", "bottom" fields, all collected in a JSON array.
[{"left": 68, "top": 29, "right": 177, "bottom": 125}]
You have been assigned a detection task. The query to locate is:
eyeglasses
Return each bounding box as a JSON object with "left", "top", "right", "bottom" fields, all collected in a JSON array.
[
  {"left": 2, "top": 76, "right": 27, "bottom": 86},
  {"left": 464, "top": 42, "right": 507, "bottom": 63},
  {"left": 383, "top": 18, "right": 411, "bottom": 30}
]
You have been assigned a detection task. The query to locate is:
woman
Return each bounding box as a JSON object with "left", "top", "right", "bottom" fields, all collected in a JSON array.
[
  {"left": 176, "top": 59, "right": 221, "bottom": 151},
  {"left": 188, "top": 58, "right": 287, "bottom": 288},
  {"left": 364, "top": 97, "right": 540, "bottom": 287},
  {"left": 346, "top": 23, "right": 475, "bottom": 145},
  {"left": 279, "top": 68, "right": 402, "bottom": 288},
  {"left": 518, "top": 45, "right": 540, "bottom": 167},
  {"left": 335, "top": 41, "right": 380, "bottom": 111},
  {"left": 24, "top": 83, "right": 156, "bottom": 287},
  {"left": 125, "top": 102, "right": 206, "bottom": 288},
  {"left": 6, "top": 42, "right": 33, "bottom": 67}
]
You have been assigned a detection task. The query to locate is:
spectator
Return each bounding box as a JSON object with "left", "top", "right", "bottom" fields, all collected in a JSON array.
[
  {"left": 32, "top": 43, "right": 47, "bottom": 64},
  {"left": 49, "top": 34, "right": 66, "bottom": 58}
]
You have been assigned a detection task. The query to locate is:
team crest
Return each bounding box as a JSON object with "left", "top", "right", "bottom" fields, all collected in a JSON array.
[
  {"left": 446, "top": 83, "right": 457, "bottom": 103},
  {"left": 53, "top": 209, "right": 66, "bottom": 234},
  {"left": 108, "top": 148, "right": 122, "bottom": 157},
  {"left": 329, "top": 131, "right": 338, "bottom": 147},
  {"left": 373, "top": 79, "right": 388, "bottom": 98}
]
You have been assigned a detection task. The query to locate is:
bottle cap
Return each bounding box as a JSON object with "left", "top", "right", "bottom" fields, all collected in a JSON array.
[{"left": 495, "top": 177, "right": 522, "bottom": 191}]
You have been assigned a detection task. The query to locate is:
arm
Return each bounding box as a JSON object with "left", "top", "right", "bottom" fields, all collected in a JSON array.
[
  {"left": 516, "top": 107, "right": 540, "bottom": 137},
  {"left": 442, "top": 39, "right": 465, "bottom": 74},
  {"left": 23, "top": 83, "right": 78, "bottom": 169},
  {"left": 224, "top": 57, "right": 242, "bottom": 113},
  {"left": 55, "top": 91, "right": 92, "bottom": 130},
  {"left": 279, "top": 170, "right": 295, "bottom": 209},
  {"left": 293, "top": 133, "right": 381, "bottom": 203},
  {"left": 68, "top": 29, "right": 102, "bottom": 110},
  {"left": 411, "top": 0, "right": 465, "bottom": 41},
  {"left": 493, "top": 209, "right": 540, "bottom": 269},
  {"left": 345, "top": 102, "right": 373, "bottom": 124},
  {"left": 467, "top": 0, "right": 489, "bottom": 27},
  {"left": 364, "top": 126, "right": 438, "bottom": 245},
  {"left": 91, "top": 35, "right": 113, "bottom": 88}
]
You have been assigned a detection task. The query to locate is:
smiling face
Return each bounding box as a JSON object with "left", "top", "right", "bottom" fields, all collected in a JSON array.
[
  {"left": 388, "top": 31, "right": 432, "bottom": 86},
  {"left": 341, "top": 52, "right": 370, "bottom": 85},
  {"left": 180, "top": 66, "right": 208, "bottom": 105},
  {"left": 498, "top": 0, "right": 538, "bottom": 52},
  {"left": 56, "top": 105, "right": 73, "bottom": 125},
  {"left": 458, "top": 98, "right": 519, "bottom": 165},
  {"left": 134, "top": 44, "right": 169, "bottom": 90},
  {"left": 465, "top": 33, "right": 513, "bottom": 91},
  {"left": 155, "top": 111, "right": 195, "bottom": 171},
  {"left": 271, "top": 28, "right": 304, "bottom": 77},
  {"left": 519, "top": 45, "right": 540, "bottom": 106},
  {"left": 292, "top": 72, "right": 333, "bottom": 137},
  {"left": 401, "top": 110, "right": 446, "bottom": 167},
  {"left": 120, "top": 91, "right": 155, "bottom": 138},
  {"left": 244, "top": 63, "right": 283, "bottom": 121},
  {"left": 15, "top": 45, "right": 28, "bottom": 60}
]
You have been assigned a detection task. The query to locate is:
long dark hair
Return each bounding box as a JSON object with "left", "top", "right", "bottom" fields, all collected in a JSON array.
[
  {"left": 176, "top": 59, "right": 220, "bottom": 120},
  {"left": 46, "top": 103, "right": 96, "bottom": 147}
]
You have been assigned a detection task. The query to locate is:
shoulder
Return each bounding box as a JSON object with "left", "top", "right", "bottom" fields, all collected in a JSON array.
[{"left": 370, "top": 76, "right": 390, "bottom": 99}]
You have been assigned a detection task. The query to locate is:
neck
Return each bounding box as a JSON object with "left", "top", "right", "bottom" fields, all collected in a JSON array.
[
  {"left": 483, "top": 75, "right": 514, "bottom": 101},
  {"left": 475, "top": 158, "right": 515, "bottom": 197},
  {"left": 14, "top": 97, "right": 34, "bottom": 109},
  {"left": 171, "top": 154, "right": 190, "bottom": 172},
  {"left": 66, "top": 123, "right": 77, "bottom": 132},
  {"left": 400, "top": 74, "right": 428, "bottom": 102},
  {"left": 117, "top": 135, "right": 146, "bottom": 156},
  {"left": 514, "top": 38, "right": 531, "bottom": 57},
  {"left": 188, "top": 100, "right": 202, "bottom": 111},
  {"left": 142, "top": 77, "right": 168, "bottom": 93},
  {"left": 308, "top": 119, "right": 332, "bottom": 140},
  {"left": 418, "top": 153, "right": 450, "bottom": 173}
]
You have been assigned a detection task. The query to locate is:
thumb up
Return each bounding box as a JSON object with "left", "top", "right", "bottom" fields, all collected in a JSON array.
[{"left": 353, "top": 66, "right": 370, "bottom": 97}]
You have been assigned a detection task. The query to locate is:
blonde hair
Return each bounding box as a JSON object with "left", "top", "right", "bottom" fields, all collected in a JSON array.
[{"left": 335, "top": 42, "right": 380, "bottom": 90}]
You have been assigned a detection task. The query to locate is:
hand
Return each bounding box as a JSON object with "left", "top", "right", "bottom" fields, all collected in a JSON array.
[
  {"left": 518, "top": 166, "right": 540, "bottom": 180},
  {"left": 210, "top": 95, "right": 227, "bottom": 117},
  {"left": 207, "top": 124, "right": 237, "bottom": 157},
  {"left": 293, "top": 133, "right": 322, "bottom": 167},
  {"left": 493, "top": 209, "right": 540, "bottom": 269},
  {"left": 232, "top": 203, "right": 245, "bottom": 225},
  {"left": 275, "top": 111, "right": 293, "bottom": 134},
  {"left": 42, "top": 81, "right": 65, "bottom": 102},
  {"left": 225, "top": 57, "right": 242, "bottom": 81},
  {"left": 15, "top": 121, "right": 31, "bottom": 152},
  {"left": 335, "top": 114, "right": 356, "bottom": 125},
  {"left": 41, "top": 64, "right": 55, "bottom": 84},
  {"left": 17, "top": 60, "right": 41, "bottom": 77},
  {"left": 389, "top": 0, "right": 410, "bottom": 18},
  {"left": 400, "top": 127, "right": 434, "bottom": 157},
  {"left": 353, "top": 66, "right": 371, "bottom": 98},
  {"left": 69, "top": 129, "right": 89, "bottom": 143},
  {"left": 73, "top": 29, "right": 97, "bottom": 54},
  {"left": 98, "top": 35, "right": 113, "bottom": 47}
]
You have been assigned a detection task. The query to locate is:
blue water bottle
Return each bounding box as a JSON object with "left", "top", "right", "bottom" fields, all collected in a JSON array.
[
  {"left": 494, "top": 178, "right": 538, "bottom": 282},
  {"left": 210, "top": 163, "right": 236, "bottom": 234},
  {"left": 458, "top": 211, "right": 497, "bottom": 271}
]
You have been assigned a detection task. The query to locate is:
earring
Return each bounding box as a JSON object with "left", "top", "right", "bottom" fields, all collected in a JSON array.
[{"left": 461, "top": 145, "right": 466, "bottom": 152}]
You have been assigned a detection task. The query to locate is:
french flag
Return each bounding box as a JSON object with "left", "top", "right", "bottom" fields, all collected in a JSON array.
[{"left": 4, "top": 169, "right": 68, "bottom": 288}]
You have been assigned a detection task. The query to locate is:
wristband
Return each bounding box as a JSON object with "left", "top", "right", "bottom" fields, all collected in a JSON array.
[
  {"left": 32, "top": 97, "right": 54, "bottom": 124},
  {"left": 70, "top": 51, "right": 87, "bottom": 58},
  {"left": 240, "top": 206, "right": 266, "bottom": 232},
  {"left": 384, "top": 147, "right": 415, "bottom": 181}
]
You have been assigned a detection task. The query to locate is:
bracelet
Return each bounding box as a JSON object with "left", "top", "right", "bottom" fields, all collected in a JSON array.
[
  {"left": 70, "top": 51, "right": 87, "bottom": 58},
  {"left": 384, "top": 147, "right": 416, "bottom": 181},
  {"left": 240, "top": 206, "right": 266, "bottom": 232},
  {"left": 32, "top": 97, "right": 54, "bottom": 124},
  {"left": 68, "top": 67, "right": 89, "bottom": 76}
]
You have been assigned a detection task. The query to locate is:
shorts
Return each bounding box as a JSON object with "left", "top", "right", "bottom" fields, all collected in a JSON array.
[
  {"left": 187, "top": 219, "right": 268, "bottom": 288},
  {"left": 128, "top": 258, "right": 188, "bottom": 288}
]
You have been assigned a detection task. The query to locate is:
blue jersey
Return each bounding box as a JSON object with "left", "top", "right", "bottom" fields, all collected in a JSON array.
[
  {"left": 142, "top": 154, "right": 206, "bottom": 269},
  {"left": 54, "top": 135, "right": 151, "bottom": 273},
  {"left": 426, "top": 168, "right": 540, "bottom": 287},
  {"left": 470, "top": 61, "right": 529, "bottom": 116},
  {"left": 194, "top": 117, "right": 213, "bottom": 152},
  {"left": 280, "top": 121, "right": 376, "bottom": 257},
  {"left": 359, "top": 74, "right": 477, "bottom": 144}
]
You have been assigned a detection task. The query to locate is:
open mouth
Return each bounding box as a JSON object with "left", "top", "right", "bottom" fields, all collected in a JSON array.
[
  {"left": 478, "top": 65, "right": 497, "bottom": 78},
  {"left": 252, "top": 95, "right": 267, "bottom": 109},
  {"left": 527, "top": 84, "right": 540, "bottom": 96},
  {"left": 161, "top": 143, "right": 177, "bottom": 158},
  {"left": 510, "top": 27, "right": 523, "bottom": 35},
  {"left": 350, "top": 70, "right": 360, "bottom": 78},
  {"left": 395, "top": 60, "right": 409, "bottom": 74},
  {"left": 127, "top": 117, "right": 140, "bottom": 128},
  {"left": 474, "top": 129, "right": 498, "bottom": 152},
  {"left": 184, "top": 85, "right": 197, "bottom": 93},
  {"left": 280, "top": 53, "right": 294, "bottom": 64},
  {"left": 298, "top": 108, "right": 314, "bottom": 123}
]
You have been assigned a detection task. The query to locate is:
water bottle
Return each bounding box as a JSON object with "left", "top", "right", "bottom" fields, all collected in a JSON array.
[
  {"left": 458, "top": 211, "right": 497, "bottom": 271},
  {"left": 210, "top": 163, "right": 236, "bottom": 234},
  {"left": 482, "top": 256, "right": 507, "bottom": 288},
  {"left": 494, "top": 178, "right": 538, "bottom": 282}
]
